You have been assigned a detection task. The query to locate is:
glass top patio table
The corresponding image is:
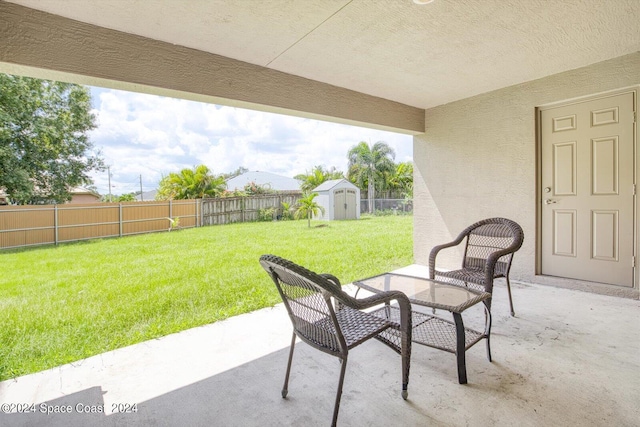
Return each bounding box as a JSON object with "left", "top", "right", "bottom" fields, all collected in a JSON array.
[
  {"left": 353, "top": 273, "right": 491, "bottom": 313},
  {"left": 353, "top": 273, "right": 494, "bottom": 384}
]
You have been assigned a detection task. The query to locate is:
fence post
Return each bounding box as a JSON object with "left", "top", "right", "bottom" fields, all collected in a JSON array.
[
  {"left": 54, "top": 204, "right": 59, "bottom": 245},
  {"left": 119, "top": 203, "right": 123, "bottom": 237},
  {"left": 277, "top": 194, "right": 281, "bottom": 219},
  {"left": 169, "top": 199, "right": 173, "bottom": 222}
]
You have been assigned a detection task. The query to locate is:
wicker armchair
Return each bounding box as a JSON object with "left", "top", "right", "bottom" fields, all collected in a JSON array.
[
  {"left": 429, "top": 218, "right": 524, "bottom": 316},
  {"left": 260, "top": 255, "right": 412, "bottom": 427}
]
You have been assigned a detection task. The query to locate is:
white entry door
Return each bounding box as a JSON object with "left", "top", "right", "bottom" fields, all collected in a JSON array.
[{"left": 540, "top": 91, "right": 635, "bottom": 287}]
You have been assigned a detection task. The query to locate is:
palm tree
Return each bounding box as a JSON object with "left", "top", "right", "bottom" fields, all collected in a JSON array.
[
  {"left": 347, "top": 141, "right": 396, "bottom": 213},
  {"left": 157, "top": 164, "right": 226, "bottom": 200},
  {"left": 280, "top": 201, "right": 293, "bottom": 220},
  {"left": 294, "top": 165, "right": 344, "bottom": 192},
  {"left": 294, "top": 192, "right": 325, "bottom": 228},
  {"left": 389, "top": 161, "right": 413, "bottom": 198}
]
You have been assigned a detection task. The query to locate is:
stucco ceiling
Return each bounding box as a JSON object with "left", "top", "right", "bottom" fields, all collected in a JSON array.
[{"left": 7, "top": 0, "right": 640, "bottom": 109}]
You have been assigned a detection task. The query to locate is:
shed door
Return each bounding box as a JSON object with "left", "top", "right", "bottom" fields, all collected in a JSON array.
[
  {"left": 540, "top": 91, "right": 635, "bottom": 287},
  {"left": 334, "top": 189, "right": 346, "bottom": 220},
  {"left": 346, "top": 189, "right": 357, "bottom": 219}
]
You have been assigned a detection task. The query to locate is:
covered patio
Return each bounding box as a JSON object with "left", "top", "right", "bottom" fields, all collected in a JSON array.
[
  {"left": 2, "top": 1, "right": 638, "bottom": 296},
  {"left": 1, "top": 268, "right": 638, "bottom": 426}
]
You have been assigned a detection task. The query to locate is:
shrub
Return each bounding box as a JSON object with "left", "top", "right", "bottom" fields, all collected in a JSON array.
[
  {"left": 258, "top": 207, "right": 276, "bottom": 222},
  {"left": 372, "top": 209, "right": 413, "bottom": 217},
  {"left": 244, "top": 181, "right": 273, "bottom": 195}
]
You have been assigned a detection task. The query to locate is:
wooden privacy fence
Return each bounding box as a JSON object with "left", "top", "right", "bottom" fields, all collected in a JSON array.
[
  {"left": 201, "top": 192, "right": 302, "bottom": 225},
  {"left": 0, "top": 200, "right": 199, "bottom": 250},
  {"left": 0, "top": 194, "right": 306, "bottom": 250}
]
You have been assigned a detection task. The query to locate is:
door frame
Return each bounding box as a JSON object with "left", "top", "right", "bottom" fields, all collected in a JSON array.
[{"left": 535, "top": 86, "right": 638, "bottom": 289}]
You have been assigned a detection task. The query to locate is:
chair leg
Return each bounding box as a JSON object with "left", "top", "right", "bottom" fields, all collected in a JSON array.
[
  {"left": 402, "top": 348, "right": 409, "bottom": 400},
  {"left": 332, "top": 358, "right": 348, "bottom": 427},
  {"left": 506, "top": 276, "right": 515, "bottom": 316},
  {"left": 282, "top": 332, "right": 296, "bottom": 398}
]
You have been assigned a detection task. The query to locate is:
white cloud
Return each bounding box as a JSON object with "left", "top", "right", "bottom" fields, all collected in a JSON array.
[{"left": 88, "top": 87, "right": 413, "bottom": 196}]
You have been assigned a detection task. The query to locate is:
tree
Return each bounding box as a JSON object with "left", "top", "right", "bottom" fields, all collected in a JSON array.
[
  {"left": 294, "top": 192, "right": 325, "bottom": 228},
  {"left": 347, "top": 141, "right": 395, "bottom": 213},
  {"left": 156, "top": 164, "right": 226, "bottom": 200},
  {"left": 222, "top": 166, "right": 248, "bottom": 179},
  {"left": 295, "top": 165, "right": 344, "bottom": 192},
  {"left": 389, "top": 161, "right": 413, "bottom": 198},
  {"left": 102, "top": 192, "right": 136, "bottom": 202},
  {"left": 244, "top": 181, "right": 273, "bottom": 195},
  {"left": 0, "top": 74, "right": 104, "bottom": 204},
  {"left": 118, "top": 193, "right": 136, "bottom": 202}
]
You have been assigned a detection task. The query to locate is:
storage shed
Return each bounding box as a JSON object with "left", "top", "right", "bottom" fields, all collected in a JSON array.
[{"left": 312, "top": 179, "right": 360, "bottom": 221}]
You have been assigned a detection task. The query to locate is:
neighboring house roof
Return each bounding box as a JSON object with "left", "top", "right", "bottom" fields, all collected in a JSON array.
[
  {"left": 313, "top": 179, "right": 358, "bottom": 192},
  {"left": 136, "top": 190, "right": 157, "bottom": 201},
  {"left": 70, "top": 187, "right": 100, "bottom": 197},
  {"left": 226, "top": 171, "right": 301, "bottom": 192}
]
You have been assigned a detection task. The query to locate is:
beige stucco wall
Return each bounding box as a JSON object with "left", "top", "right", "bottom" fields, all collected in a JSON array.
[{"left": 414, "top": 52, "right": 640, "bottom": 298}]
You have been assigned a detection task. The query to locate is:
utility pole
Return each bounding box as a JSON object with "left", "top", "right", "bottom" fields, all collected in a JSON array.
[
  {"left": 108, "top": 166, "right": 112, "bottom": 202},
  {"left": 139, "top": 175, "right": 144, "bottom": 201}
]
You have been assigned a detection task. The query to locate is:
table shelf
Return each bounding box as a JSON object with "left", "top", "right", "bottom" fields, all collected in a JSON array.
[{"left": 371, "top": 306, "right": 486, "bottom": 354}]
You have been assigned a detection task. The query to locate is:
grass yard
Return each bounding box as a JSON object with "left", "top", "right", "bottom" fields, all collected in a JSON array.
[{"left": 0, "top": 215, "right": 412, "bottom": 381}]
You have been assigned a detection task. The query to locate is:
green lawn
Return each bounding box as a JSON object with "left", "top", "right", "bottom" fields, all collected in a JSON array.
[{"left": 0, "top": 215, "right": 412, "bottom": 381}]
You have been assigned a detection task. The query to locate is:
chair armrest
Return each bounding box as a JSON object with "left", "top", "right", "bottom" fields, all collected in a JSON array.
[
  {"left": 483, "top": 246, "right": 519, "bottom": 293},
  {"left": 320, "top": 274, "right": 345, "bottom": 310},
  {"left": 320, "top": 273, "right": 341, "bottom": 290},
  {"left": 429, "top": 239, "right": 464, "bottom": 279},
  {"left": 343, "top": 289, "right": 409, "bottom": 311},
  {"left": 321, "top": 274, "right": 408, "bottom": 313}
]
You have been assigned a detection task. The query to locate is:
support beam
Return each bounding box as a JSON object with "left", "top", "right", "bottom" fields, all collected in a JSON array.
[{"left": 0, "top": 2, "right": 424, "bottom": 134}]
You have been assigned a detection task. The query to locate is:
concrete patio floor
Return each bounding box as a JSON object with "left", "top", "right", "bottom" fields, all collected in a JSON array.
[{"left": 1, "top": 265, "right": 638, "bottom": 426}]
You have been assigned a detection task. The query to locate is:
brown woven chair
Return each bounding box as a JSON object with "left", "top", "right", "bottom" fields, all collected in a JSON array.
[
  {"left": 429, "top": 218, "right": 524, "bottom": 316},
  {"left": 260, "top": 255, "right": 411, "bottom": 427}
]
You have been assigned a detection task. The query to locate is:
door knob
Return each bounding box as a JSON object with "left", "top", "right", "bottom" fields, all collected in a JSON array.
[{"left": 545, "top": 199, "right": 557, "bottom": 204}]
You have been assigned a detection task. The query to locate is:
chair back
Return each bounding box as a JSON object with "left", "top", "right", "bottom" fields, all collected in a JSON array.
[
  {"left": 260, "top": 255, "right": 347, "bottom": 355},
  {"left": 462, "top": 218, "right": 524, "bottom": 278}
]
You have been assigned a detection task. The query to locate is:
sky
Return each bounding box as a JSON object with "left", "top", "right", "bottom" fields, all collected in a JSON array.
[{"left": 87, "top": 87, "right": 413, "bottom": 196}]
